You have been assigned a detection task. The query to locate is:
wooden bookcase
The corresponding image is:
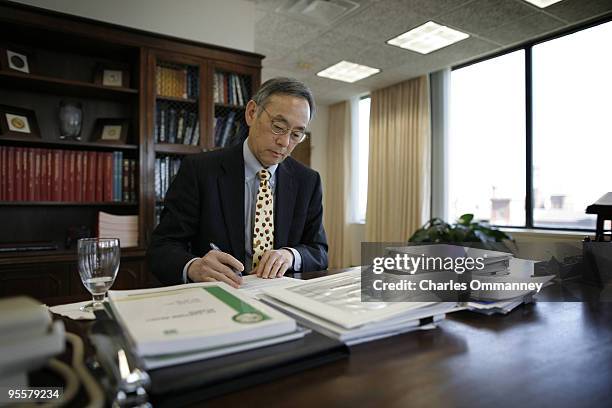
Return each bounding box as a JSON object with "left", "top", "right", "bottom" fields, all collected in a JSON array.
[{"left": 0, "top": 2, "right": 262, "bottom": 300}]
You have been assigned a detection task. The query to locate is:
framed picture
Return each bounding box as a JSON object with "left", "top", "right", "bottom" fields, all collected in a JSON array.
[
  {"left": 0, "top": 105, "right": 41, "bottom": 139},
  {"left": 0, "top": 46, "right": 35, "bottom": 74},
  {"left": 94, "top": 64, "right": 130, "bottom": 88},
  {"left": 93, "top": 118, "right": 129, "bottom": 144}
]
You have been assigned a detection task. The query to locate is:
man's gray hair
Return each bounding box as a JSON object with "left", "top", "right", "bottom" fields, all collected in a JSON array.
[{"left": 252, "top": 77, "right": 316, "bottom": 120}]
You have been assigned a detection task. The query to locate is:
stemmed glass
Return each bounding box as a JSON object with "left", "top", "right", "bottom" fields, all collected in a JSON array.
[{"left": 78, "top": 238, "right": 120, "bottom": 312}]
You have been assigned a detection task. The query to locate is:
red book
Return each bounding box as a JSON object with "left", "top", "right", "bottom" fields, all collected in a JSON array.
[
  {"left": 40, "top": 149, "right": 48, "bottom": 201},
  {"left": 69, "top": 150, "right": 77, "bottom": 202},
  {"left": 86, "top": 151, "right": 96, "bottom": 202},
  {"left": 15, "top": 147, "right": 24, "bottom": 201},
  {"left": 0, "top": 146, "right": 5, "bottom": 201},
  {"left": 20, "top": 148, "right": 28, "bottom": 201},
  {"left": 6, "top": 147, "right": 15, "bottom": 201},
  {"left": 62, "top": 149, "right": 70, "bottom": 201},
  {"left": 103, "top": 152, "right": 113, "bottom": 202},
  {"left": 96, "top": 151, "right": 104, "bottom": 202},
  {"left": 122, "top": 158, "right": 129, "bottom": 202},
  {"left": 33, "top": 148, "right": 41, "bottom": 201},
  {"left": 52, "top": 149, "right": 63, "bottom": 202},
  {"left": 27, "top": 148, "right": 35, "bottom": 201},
  {"left": 45, "top": 149, "right": 52, "bottom": 201},
  {"left": 75, "top": 151, "right": 83, "bottom": 202}
]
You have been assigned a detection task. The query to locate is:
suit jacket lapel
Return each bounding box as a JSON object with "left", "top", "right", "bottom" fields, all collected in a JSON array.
[
  {"left": 275, "top": 159, "right": 296, "bottom": 248},
  {"left": 218, "top": 144, "right": 245, "bottom": 263}
]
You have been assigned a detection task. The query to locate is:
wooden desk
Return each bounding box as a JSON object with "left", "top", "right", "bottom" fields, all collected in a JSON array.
[{"left": 47, "top": 269, "right": 612, "bottom": 408}]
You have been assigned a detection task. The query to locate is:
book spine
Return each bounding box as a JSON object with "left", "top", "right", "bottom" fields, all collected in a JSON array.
[
  {"left": 86, "top": 151, "right": 96, "bottom": 202},
  {"left": 96, "top": 151, "right": 104, "bottom": 202},
  {"left": 104, "top": 152, "right": 113, "bottom": 202},
  {"left": 176, "top": 109, "right": 185, "bottom": 143},
  {"left": 129, "top": 159, "right": 136, "bottom": 203},
  {"left": 123, "top": 158, "right": 130, "bottom": 202},
  {"left": 52, "top": 149, "right": 63, "bottom": 202},
  {"left": 6, "top": 147, "right": 14, "bottom": 201},
  {"left": 15, "top": 147, "right": 23, "bottom": 201},
  {"left": 155, "top": 157, "right": 161, "bottom": 201},
  {"left": 181, "top": 68, "right": 187, "bottom": 99},
  {"left": 75, "top": 150, "right": 83, "bottom": 202},
  {"left": 82, "top": 151, "right": 89, "bottom": 202},
  {"left": 45, "top": 149, "right": 52, "bottom": 201},
  {"left": 27, "top": 148, "right": 35, "bottom": 201},
  {"left": 191, "top": 121, "right": 200, "bottom": 146},
  {"left": 159, "top": 106, "right": 166, "bottom": 143},
  {"left": 21, "top": 148, "right": 28, "bottom": 201},
  {"left": 168, "top": 108, "right": 177, "bottom": 143},
  {"left": 69, "top": 150, "right": 76, "bottom": 202},
  {"left": 116, "top": 151, "right": 123, "bottom": 202},
  {"left": 39, "top": 149, "right": 46, "bottom": 201}
]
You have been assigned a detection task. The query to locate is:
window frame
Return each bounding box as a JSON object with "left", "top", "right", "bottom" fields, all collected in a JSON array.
[{"left": 450, "top": 14, "right": 612, "bottom": 232}]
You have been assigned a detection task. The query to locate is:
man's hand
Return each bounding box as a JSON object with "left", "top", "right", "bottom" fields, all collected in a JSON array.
[
  {"left": 187, "top": 250, "right": 244, "bottom": 288},
  {"left": 253, "top": 249, "right": 293, "bottom": 279}
]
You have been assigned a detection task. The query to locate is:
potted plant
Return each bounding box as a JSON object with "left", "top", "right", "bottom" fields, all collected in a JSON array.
[{"left": 409, "top": 214, "right": 514, "bottom": 252}]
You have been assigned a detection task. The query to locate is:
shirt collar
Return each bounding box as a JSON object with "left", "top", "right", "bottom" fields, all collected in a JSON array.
[{"left": 243, "top": 138, "right": 278, "bottom": 181}]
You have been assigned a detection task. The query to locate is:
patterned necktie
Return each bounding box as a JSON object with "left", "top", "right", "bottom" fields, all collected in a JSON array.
[{"left": 252, "top": 169, "right": 274, "bottom": 270}]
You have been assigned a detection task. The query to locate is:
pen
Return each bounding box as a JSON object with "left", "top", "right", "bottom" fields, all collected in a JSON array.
[{"left": 209, "top": 242, "right": 243, "bottom": 278}]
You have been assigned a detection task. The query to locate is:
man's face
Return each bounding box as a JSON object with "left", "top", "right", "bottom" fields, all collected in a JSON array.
[{"left": 245, "top": 94, "right": 310, "bottom": 167}]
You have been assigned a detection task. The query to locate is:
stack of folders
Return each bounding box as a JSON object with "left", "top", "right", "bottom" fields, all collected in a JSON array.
[
  {"left": 98, "top": 211, "right": 139, "bottom": 248},
  {"left": 260, "top": 269, "right": 456, "bottom": 346},
  {"left": 107, "top": 282, "right": 307, "bottom": 369}
]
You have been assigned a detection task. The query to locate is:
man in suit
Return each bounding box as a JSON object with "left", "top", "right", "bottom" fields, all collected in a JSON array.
[{"left": 147, "top": 77, "right": 328, "bottom": 287}]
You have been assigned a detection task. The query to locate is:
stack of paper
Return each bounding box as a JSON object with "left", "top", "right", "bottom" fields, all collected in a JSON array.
[
  {"left": 98, "top": 211, "right": 138, "bottom": 248},
  {"left": 384, "top": 245, "right": 554, "bottom": 314},
  {"left": 108, "top": 282, "right": 306, "bottom": 369},
  {"left": 260, "top": 270, "right": 455, "bottom": 346}
]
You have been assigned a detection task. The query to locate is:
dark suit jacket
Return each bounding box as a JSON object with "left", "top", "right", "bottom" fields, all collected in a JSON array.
[{"left": 147, "top": 143, "right": 328, "bottom": 285}]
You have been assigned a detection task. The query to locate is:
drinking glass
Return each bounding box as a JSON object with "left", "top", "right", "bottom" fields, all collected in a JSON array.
[{"left": 78, "top": 238, "right": 120, "bottom": 312}]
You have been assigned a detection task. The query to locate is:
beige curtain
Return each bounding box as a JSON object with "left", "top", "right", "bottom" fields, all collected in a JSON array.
[
  {"left": 365, "top": 76, "right": 431, "bottom": 242},
  {"left": 324, "top": 101, "right": 352, "bottom": 268}
]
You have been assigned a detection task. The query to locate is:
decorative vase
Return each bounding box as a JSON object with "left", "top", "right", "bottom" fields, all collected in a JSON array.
[{"left": 59, "top": 101, "right": 83, "bottom": 140}]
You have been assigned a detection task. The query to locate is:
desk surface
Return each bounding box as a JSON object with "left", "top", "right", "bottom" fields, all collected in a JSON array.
[{"left": 49, "top": 269, "right": 612, "bottom": 408}]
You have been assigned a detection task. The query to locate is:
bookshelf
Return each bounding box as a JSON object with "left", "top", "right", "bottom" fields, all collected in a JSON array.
[{"left": 0, "top": 2, "right": 262, "bottom": 299}]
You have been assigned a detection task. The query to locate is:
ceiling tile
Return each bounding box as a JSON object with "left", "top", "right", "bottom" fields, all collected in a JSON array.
[
  {"left": 483, "top": 12, "right": 565, "bottom": 45},
  {"left": 544, "top": 0, "right": 612, "bottom": 23},
  {"left": 437, "top": 0, "right": 536, "bottom": 34},
  {"left": 256, "top": 13, "right": 323, "bottom": 49},
  {"left": 331, "top": 0, "right": 426, "bottom": 42}
]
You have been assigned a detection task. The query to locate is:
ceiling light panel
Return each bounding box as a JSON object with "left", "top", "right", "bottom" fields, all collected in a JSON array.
[
  {"left": 522, "top": 0, "right": 564, "bottom": 8},
  {"left": 316, "top": 60, "right": 380, "bottom": 83},
  {"left": 387, "top": 21, "right": 470, "bottom": 54}
]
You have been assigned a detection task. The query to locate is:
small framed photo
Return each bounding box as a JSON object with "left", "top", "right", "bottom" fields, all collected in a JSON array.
[
  {"left": 0, "top": 46, "right": 35, "bottom": 74},
  {"left": 0, "top": 105, "right": 41, "bottom": 139},
  {"left": 93, "top": 118, "right": 129, "bottom": 144},
  {"left": 94, "top": 64, "right": 130, "bottom": 88}
]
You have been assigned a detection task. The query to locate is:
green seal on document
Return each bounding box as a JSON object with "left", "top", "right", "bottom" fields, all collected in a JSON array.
[{"left": 233, "top": 312, "right": 265, "bottom": 323}]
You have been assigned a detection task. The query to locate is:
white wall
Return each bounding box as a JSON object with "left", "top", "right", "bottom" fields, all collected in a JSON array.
[{"left": 10, "top": 0, "right": 256, "bottom": 52}]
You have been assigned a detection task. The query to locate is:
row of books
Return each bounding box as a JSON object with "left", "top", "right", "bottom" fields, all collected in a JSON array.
[
  {"left": 156, "top": 65, "right": 199, "bottom": 99},
  {"left": 155, "top": 106, "right": 200, "bottom": 145},
  {"left": 98, "top": 211, "right": 139, "bottom": 248},
  {"left": 154, "top": 155, "right": 182, "bottom": 201},
  {"left": 213, "top": 72, "right": 250, "bottom": 106},
  {"left": 213, "top": 111, "right": 248, "bottom": 148},
  {"left": 0, "top": 146, "right": 137, "bottom": 203}
]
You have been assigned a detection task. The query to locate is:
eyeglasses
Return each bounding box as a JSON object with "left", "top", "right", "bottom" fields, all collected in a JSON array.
[{"left": 260, "top": 106, "right": 307, "bottom": 144}]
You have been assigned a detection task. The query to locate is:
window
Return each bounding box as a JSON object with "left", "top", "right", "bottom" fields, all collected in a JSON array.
[
  {"left": 532, "top": 21, "right": 612, "bottom": 229},
  {"left": 449, "top": 51, "right": 526, "bottom": 227},
  {"left": 353, "top": 96, "right": 370, "bottom": 223},
  {"left": 447, "top": 19, "right": 612, "bottom": 231}
]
